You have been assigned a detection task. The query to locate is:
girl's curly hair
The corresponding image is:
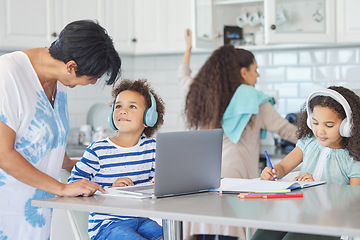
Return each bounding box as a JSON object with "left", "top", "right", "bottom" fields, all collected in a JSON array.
[
  {"left": 296, "top": 86, "right": 360, "bottom": 161},
  {"left": 185, "top": 45, "right": 255, "bottom": 129},
  {"left": 111, "top": 79, "right": 165, "bottom": 137}
]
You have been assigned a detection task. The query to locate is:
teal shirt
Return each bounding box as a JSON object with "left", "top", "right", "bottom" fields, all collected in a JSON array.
[
  {"left": 298, "top": 136, "right": 360, "bottom": 184},
  {"left": 222, "top": 85, "right": 273, "bottom": 143}
]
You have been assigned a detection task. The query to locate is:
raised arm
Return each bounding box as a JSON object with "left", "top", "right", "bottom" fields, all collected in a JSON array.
[
  {"left": 178, "top": 29, "right": 194, "bottom": 90},
  {"left": 182, "top": 28, "right": 192, "bottom": 65},
  {"left": 0, "top": 121, "right": 105, "bottom": 197}
]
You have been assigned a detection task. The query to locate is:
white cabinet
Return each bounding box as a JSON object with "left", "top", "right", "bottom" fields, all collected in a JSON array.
[
  {"left": 193, "top": 0, "right": 337, "bottom": 49},
  {"left": 104, "top": 0, "right": 135, "bottom": 54},
  {"left": 264, "top": 0, "right": 336, "bottom": 44},
  {"left": 336, "top": 0, "right": 360, "bottom": 43},
  {"left": 0, "top": 0, "right": 107, "bottom": 50},
  {"left": 53, "top": 0, "right": 106, "bottom": 37},
  {"left": 131, "top": 0, "right": 191, "bottom": 54},
  {"left": 0, "top": 0, "right": 55, "bottom": 50},
  {"left": 0, "top": 0, "right": 191, "bottom": 54}
]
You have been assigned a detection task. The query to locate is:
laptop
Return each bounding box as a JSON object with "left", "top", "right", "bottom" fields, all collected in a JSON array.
[{"left": 101, "top": 129, "right": 223, "bottom": 198}]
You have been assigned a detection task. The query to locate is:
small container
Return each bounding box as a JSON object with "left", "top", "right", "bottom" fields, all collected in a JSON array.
[{"left": 79, "top": 124, "right": 92, "bottom": 146}]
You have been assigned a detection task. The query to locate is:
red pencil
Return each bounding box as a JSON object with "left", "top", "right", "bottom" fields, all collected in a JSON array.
[{"left": 239, "top": 193, "right": 303, "bottom": 199}]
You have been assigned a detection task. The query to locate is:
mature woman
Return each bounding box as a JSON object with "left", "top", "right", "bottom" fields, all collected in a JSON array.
[
  {"left": 0, "top": 20, "right": 121, "bottom": 239},
  {"left": 179, "top": 29, "right": 298, "bottom": 240}
]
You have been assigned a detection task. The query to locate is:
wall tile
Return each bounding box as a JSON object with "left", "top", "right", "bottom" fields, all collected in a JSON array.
[
  {"left": 341, "top": 65, "right": 360, "bottom": 81},
  {"left": 299, "top": 50, "right": 326, "bottom": 65},
  {"left": 314, "top": 66, "right": 340, "bottom": 82},
  {"left": 274, "top": 83, "right": 298, "bottom": 98},
  {"left": 327, "top": 48, "right": 357, "bottom": 64},
  {"left": 272, "top": 51, "right": 298, "bottom": 65},
  {"left": 286, "top": 98, "right": 306, "bottom": 113},
  {"left": 259, "top": 67, "right": 285, "bottom": 82},
  {"left": 298, "top": 82, "right": 326, "bottom": 98},
  {"left": 286, "top": 67, "right": 312, "bottom": 81}
]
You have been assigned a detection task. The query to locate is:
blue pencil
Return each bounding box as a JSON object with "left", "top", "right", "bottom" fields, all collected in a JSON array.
[{"left": 264, "top": 151, "right": 277, "bottom": 180}]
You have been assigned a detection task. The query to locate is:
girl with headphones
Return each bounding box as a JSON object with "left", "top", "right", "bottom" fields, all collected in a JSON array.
[
  {"left": 252, "top": 86, "right": 360, "bottom": 240},
  {"left": 68, "top": 79, "right": 165, "bottom": 240}
]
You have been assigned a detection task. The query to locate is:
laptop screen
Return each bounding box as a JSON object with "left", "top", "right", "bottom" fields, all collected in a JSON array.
[{"left": 154, "top": 129, "right": 223, "bottom": 198}]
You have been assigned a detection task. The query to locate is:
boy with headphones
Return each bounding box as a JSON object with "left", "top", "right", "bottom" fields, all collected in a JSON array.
[
  {"left": 251, "top": 86, "right": 360, "bottom": 240},
  {"left": 68, "top": 79, "right": 165, "bottom": 240}
]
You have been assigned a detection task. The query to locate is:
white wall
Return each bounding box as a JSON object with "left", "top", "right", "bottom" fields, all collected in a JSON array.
[{"left": 67, "top": 45, "right": 360, "bottom": 137}]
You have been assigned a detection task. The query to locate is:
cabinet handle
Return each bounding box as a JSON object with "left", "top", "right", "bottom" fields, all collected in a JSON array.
[
  {"left": 131, "top": 38, "right": 137, "bottom": 43},
  {"left": 51, "top": 32, "right": 58, "bottom": 37},
  {"left": 270, "top": 25, "right": 276, "bottom": 30}
]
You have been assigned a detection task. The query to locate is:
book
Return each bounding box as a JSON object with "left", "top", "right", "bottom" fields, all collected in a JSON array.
[
  {"left": 94, "top": 183, "right": 155, "bottom": 199},
  {"left": 215, "top": 178, "right": 326, "bottom": 193}
]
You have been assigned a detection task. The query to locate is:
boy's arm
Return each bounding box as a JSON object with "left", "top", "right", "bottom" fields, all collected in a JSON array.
[{"left": 68, "top": 148, "right": 100, "bottom": 183}]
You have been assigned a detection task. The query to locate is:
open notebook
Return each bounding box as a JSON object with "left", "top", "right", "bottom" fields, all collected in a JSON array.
[
  {"left": 96, "top": 129, "right": 223, "bottom": 198},
  {"left": 216, "top": 178, "right": 326, "bottom": 193}
]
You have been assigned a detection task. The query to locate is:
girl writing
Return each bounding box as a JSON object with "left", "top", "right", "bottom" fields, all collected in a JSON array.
[{"left": 253, "top": 86, "right": 360, "bottom": 240}]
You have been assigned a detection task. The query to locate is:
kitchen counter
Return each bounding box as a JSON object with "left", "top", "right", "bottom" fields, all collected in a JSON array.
[{"left": 66, "top": 144, "right": 87, "bottom": 158}]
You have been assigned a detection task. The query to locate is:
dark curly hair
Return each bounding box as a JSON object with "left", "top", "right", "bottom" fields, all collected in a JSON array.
[
  {"left": 296, "top": 86, "right": 360, "bottom": 161},
  {"left": 185, "top": 45, "right": 255, "bottom": 129},
  {"left": 111, "top": 79, "right": 165, "bottom": 137}
]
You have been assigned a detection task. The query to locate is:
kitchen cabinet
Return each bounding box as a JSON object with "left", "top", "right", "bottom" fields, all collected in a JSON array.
[
  {"left": 336, "top": 0, "right": 360, "bottom": 43},
  {"left": 0, "top": 0, "right": 106, "bottom": 50},
  {"left": 193, "top": 0, "right": 338, "bottom": 49},
  {"left": 130, "top": 0, "right": 191, "bottom": 54},
  {"left": 0, "top": 0, "right": 191, "bottom": 54},
  {"left": 0, "top": 0, "right": 55, "bottom": 50}
]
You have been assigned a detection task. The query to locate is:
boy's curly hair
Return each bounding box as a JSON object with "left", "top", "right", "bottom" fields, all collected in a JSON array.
[
  {"left": 111, "top": 79, "right": 165, "bottom": 138},
  {"left": 296, "top": 86, "right": 360, "bottom": 161},
  {"left": 185, "top": 45, "right": 255, "bottom": 129}
]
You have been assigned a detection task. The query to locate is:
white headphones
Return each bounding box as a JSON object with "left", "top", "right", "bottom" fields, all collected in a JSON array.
[{"left": 306, "top": 89, "right": 352, "bottom": 137}]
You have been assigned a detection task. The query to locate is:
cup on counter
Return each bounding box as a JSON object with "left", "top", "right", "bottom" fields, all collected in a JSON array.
[{"left": 79, "top": 124, "right": 92, "bottom": 146}]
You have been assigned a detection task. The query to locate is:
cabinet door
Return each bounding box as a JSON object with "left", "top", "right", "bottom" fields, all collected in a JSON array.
[
  {"left": 336, "top": 0, "right": 360, "bottom": 43},
  {"left": 104, "top": 0, "right": 135, "bottom": 54},
  {"left": 264, "top": 0, "right": 336, "bottom": 44},
  {"left": 53, "top": 0, "right": 105, "bottom": 37},
  {"left": 0, "top": 0, "right": 55, "bottom": 50},
  {"left": 133, "top": 0, "right": 166, "bottom": 54},
  {"left": 166, "top": 0, "right": 192, "bottom": 52},
  {"left": 192, "top": 0, "right": 217, "bottom": 49}
]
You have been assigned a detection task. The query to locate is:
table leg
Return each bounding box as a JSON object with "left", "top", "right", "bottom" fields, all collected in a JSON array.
[{"left": 162, "top": 219, "right": 183, "bottom": 240}]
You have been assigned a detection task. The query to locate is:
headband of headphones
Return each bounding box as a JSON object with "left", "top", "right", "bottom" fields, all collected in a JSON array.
[
  {"left": 108, "top": 91, "right": 158, "bottom": 131},
  {"left": 306, "top": 89, "right": 352, "bottom": 137}
]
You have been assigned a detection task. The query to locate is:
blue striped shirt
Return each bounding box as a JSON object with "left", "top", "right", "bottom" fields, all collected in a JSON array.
[{"left": 68, "top": 135, "right": 156, "bottom": 239}]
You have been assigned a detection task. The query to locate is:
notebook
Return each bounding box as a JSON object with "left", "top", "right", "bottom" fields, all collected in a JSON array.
[
  {"left": 97, "top": 129, "right": 223, "bottom": 198},
  {"left": 216, "top": 178, "right": 326, "bottom": 194}
]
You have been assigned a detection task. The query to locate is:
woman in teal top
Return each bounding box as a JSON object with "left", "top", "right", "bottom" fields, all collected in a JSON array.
[{"left": 252, "top": 86, "right": 360, "bottom": 240}]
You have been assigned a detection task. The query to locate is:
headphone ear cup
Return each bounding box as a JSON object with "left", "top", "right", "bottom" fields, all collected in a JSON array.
[
  {"left": 144, "top": 108, "right": 158, "bottom": 127},
  {"left": 307, "top": 113, "right": 313, "bottom": 130},
  {"left": 339, "top": 118, "right": 351, "bottom": 137},
  {"left": 108, "top": 104, "right": 117, "bottom": 131},
  {"left": 143, "top": 92, "right": 158, "bottom": 127}
]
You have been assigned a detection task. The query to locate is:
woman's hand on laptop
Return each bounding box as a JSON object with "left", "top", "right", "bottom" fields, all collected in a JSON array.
[{"left": 112, "top": 177, "right": 134, "bottom": 187}]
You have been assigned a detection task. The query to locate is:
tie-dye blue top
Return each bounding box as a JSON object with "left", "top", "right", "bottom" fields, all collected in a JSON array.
[{"left": 0, "top": 51, "right": 69, "bottom": 240}]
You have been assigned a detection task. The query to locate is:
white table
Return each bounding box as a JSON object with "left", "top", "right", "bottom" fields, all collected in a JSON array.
[{"left": 32, "top": 184, "right": 360, "bottom": 239}]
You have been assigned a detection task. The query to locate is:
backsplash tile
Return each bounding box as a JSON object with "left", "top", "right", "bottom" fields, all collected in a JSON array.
[{"left": 2, "top": 46, "right": 359, "bottom": 133}]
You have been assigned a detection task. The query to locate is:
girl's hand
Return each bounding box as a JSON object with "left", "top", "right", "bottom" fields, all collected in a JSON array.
[
  {"left": 260, "top": 166, "right": 278, "bottom": 181},
  {"left": 112, "top": 177, "right": 134, "bottom": 187},
  {"left": 294, "top": 172, "right": 314, "bottom": 182},
  {"left": 185, "top": 29, "right": 192, "bottom": 50},
  {"left": 61, "top": 179, "right": 107, "bottom": 197}
]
